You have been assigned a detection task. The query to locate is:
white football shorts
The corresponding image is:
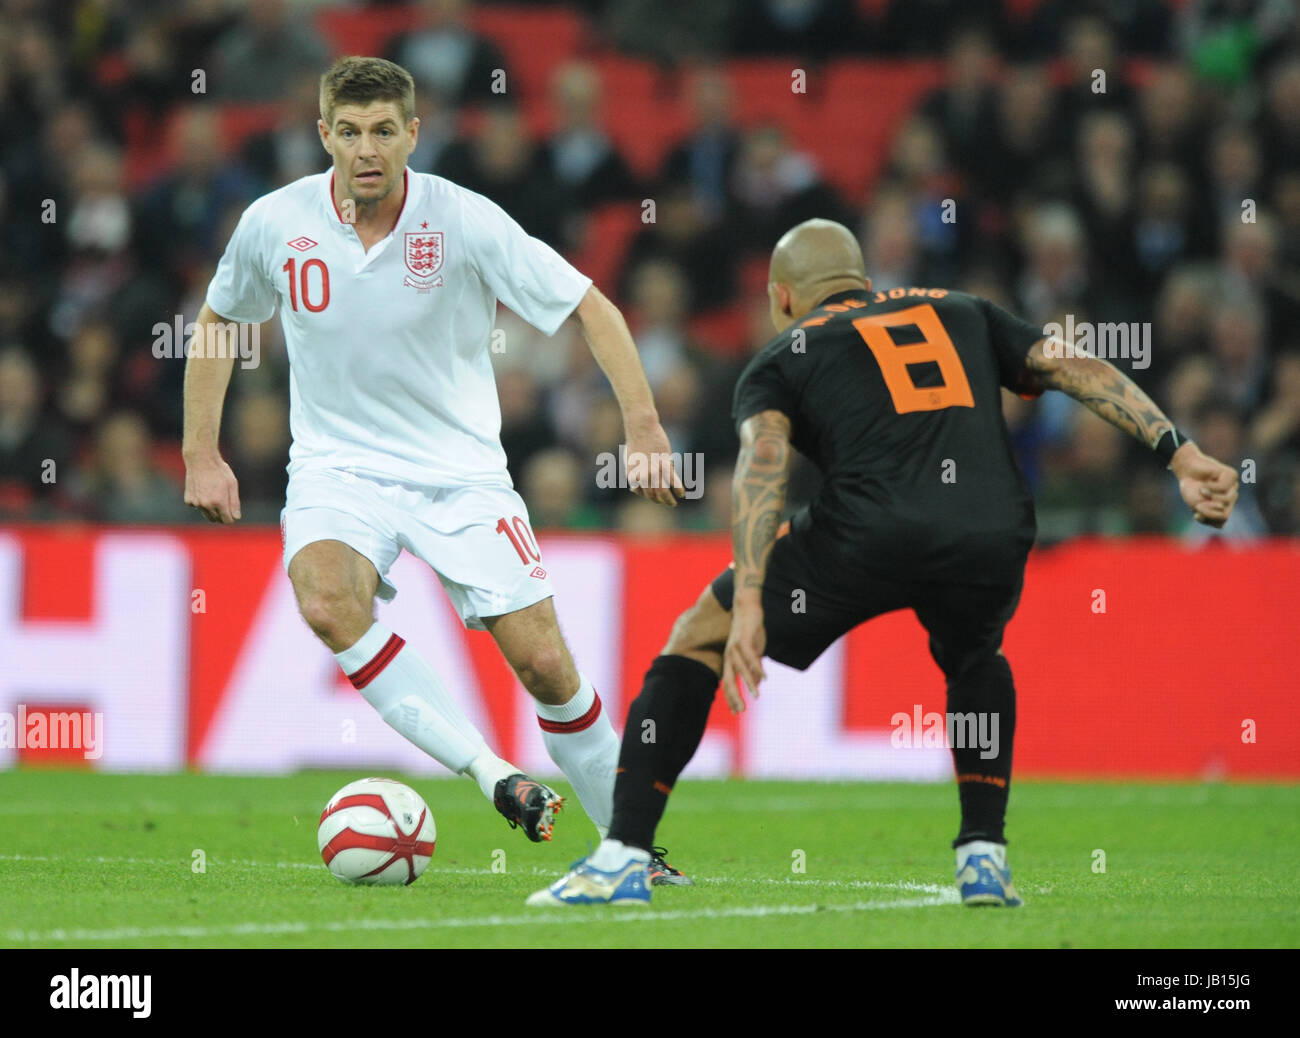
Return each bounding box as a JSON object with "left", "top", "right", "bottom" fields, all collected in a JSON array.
[{"left": 280, "top": 467, "right": 555, "bottom": 629}]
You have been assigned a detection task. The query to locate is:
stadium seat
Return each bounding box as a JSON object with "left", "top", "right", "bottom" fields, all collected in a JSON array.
[
  {"left": 567, "top": 202, "right": 642, "bottom": 297},
  {"left": 472, "top": 6, "right": 589, "bottom": 103}
]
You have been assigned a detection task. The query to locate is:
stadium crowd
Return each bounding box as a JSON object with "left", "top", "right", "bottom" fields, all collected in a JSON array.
[{"left": 2, "top": 0, "right": 1299, "bottom": 540}]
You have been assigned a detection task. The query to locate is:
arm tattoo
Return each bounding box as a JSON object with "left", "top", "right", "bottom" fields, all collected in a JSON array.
[
  {"left": 732, "top": 410, "right": 793, "bottom": 594},
  {"left": 1025, "top": 341, "right": 1174, "bottom": 448}
]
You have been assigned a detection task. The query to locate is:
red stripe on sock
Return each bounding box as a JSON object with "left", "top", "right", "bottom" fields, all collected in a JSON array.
[
  {"left": 537, "top": 691, "right": 602, "bottom": 733},
  {"left": 347, "top": 634, "right": 405, "bottom": 689}
]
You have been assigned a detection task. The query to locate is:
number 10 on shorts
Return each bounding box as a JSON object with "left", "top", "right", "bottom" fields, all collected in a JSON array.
[{"left": 496, "top": 515, "right": 541, "bottom": 565}]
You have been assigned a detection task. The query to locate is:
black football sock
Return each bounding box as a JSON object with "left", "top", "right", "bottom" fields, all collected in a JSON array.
[
  {"left": 607, "top": 654, "right": 718, "bottom": 853},
  {"left": 948, "top": 652, "right": 1016, "bottom": 847}
]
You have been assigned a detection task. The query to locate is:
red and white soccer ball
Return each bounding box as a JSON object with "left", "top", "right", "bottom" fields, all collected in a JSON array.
[{"left": 317, "top": 777, "right": 437, "bottom": 885}]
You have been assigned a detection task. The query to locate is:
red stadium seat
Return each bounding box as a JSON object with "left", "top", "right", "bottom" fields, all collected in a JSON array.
[
  {"left": 472, "top": 6, "right": 589, "bottom": 103},
  {"left": 806, "top": 59, "right": 944, "bottom": 200},
  {"left": 316, "top": 5, "right": 419, "bottom": 58},
  {"left": 591, "top": 57, "right": 687, "bottom": 179},
  {"left": 725, "top": 59, "right": 811, "bottom": 129},
  {"left": 567, "top": 202, "right": 642, "bottom": 296}
]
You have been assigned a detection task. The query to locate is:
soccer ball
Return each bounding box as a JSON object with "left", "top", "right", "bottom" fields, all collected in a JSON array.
[{"left": 317, "top": 777, "right": 436, "bottom": 885}]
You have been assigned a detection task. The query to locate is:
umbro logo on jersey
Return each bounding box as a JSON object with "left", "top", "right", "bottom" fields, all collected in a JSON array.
[{"left": 286, "top": 236, "right": 318, "bottom": 251}]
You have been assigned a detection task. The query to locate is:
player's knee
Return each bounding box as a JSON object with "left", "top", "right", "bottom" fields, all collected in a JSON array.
[
  {"left": 297, "top": 588, "right": 367, "bottom": 648},
  {"left": 663, "top": 588, "right": 727, "bottom": 657},
  {"left": 512, "top": 643, "right": 576, "bottom": 703}
]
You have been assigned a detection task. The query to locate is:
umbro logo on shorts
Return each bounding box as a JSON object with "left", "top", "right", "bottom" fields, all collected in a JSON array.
[{"left": 530, "top": 566, "right": 547, "bottom": 579}]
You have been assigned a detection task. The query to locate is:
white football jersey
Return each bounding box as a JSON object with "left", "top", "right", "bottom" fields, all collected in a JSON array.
[{"left": 207, "top": 168, "right": 591, "bottom": 487}]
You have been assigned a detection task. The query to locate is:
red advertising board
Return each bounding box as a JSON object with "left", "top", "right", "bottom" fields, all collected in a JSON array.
[{"left": 3, "top": 526, "right": 1297, "bottom": 779}]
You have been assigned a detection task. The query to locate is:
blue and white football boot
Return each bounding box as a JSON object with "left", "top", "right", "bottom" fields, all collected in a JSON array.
[
  {"left": 955, "top": 840, "right": 1024, "bottom": 907},
  {"left": 526, "top": 840, "right": 652, "bottom": 907}
]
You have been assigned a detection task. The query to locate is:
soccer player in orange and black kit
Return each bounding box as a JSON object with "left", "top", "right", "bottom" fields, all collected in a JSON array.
[{"left": 529, "top": 218, "right": 1239, "bottom": 907}]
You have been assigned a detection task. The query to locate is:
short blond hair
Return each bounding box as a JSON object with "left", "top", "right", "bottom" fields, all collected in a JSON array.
[{"left": 319, "top": 56, "right": 415, "bottom": 127}]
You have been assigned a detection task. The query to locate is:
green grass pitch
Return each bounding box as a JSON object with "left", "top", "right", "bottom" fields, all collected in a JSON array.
[{"left": 1, "top": 770, "right": 1296, "bottom": 948}]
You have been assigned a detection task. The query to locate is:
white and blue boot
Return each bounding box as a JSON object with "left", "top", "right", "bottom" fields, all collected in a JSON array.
[
  {"left": 526, "top": 839, "right": 652, "bottom": 907},
  {"left": 955, "top": 840, "right": 1023, "bottom": 907}
]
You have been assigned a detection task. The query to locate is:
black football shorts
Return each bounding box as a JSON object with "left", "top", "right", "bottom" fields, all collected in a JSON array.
[{"left": 710, "top": 508, "right": 1024, "bottom": 678}]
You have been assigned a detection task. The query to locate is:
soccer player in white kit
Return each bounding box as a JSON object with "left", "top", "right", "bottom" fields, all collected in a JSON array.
[{"left": 182, "top": 57, "right": 687, "bottom": 867}]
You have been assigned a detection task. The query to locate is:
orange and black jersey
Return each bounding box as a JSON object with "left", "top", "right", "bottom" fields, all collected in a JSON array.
[{"left": 732, "top": 287, "right": 1044, "bottom": 584}]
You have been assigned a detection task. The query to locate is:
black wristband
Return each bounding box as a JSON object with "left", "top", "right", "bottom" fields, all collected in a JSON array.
[{"left": 1154, "top": 427, "right": 1189, "bottom": 466}]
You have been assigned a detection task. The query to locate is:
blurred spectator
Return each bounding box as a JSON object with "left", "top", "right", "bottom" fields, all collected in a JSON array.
[
  {"left": 1153, "top": 265, "right": 1216, "bottom": 361},
  {"left": 1204, "top": 122, "right": 1265, "bottom": 239},
  {"left": 728, "top": 123, "right": 850, "bottom": 253},
  {"left": 919, "top": 27, "right": 1001, "bottom": 186},
  {"left": 1260, "top": 56, "right": 1300, "bottom": 176},
  {"left": 0, "top": 349, "right": 74, "bottom": 515},
  {"left": 625, "top": 259, "right": 697, "bottom": 388},
  {"left": 860, "top": 186, "right": 920, "bottom": 290},
  {"left": 1028, "top": 0, "right": 1173, "bottom": 57},
  {"left": 1249, "top": 350, "right": 1300, "bottom": 458},
  {"left": 730, "top": 0, "right": 862, "bottom": 58},
  {"left": 1131, "top": 163, "right": 1201, "bottom": 299},
  {"left": 1072, "top": 111, "right": 1138, "bottom": 297},
  {"left": 535, "top": 62, "right": 639, "bottom": 209},
  {"left": 1207, "top": 297, "right": 1269, "bottom": 412},
  {"left": 439, "top": 105, "right": 569, "bottom": 247},
  {"left": 1137, "top": 65, "right": 1205, "bottom": 170},
  {"left": 986, "top": 65, "right": 1068, "bottom": 205},
  {"left": 522, "top": 448, "right": 602, "bottom": 530},
  {"left": 1164, "top": 353, "right": 1218, "bottom": 431},
  {"left": 1218, "top": 214, "right": 1300, "bottom": 344},
  {"left": 135, "top": 107, "right": 260, "bottom": 290},
  {"left": 619, "top": 182, "right": 737, "bottom": 311},
  {"left": 603, "top": 0, "right": 734, "bottom": 63},
  {"left": 1036, "top": 410, "right": 1131, "bottom": 539},
  {"left": 386, "top": 0, "right": 509, "bottom": 107},
  {"left": 1015, "top": 203, "right": 1094, "bottom": 325},
  {"left": 1270, "top": 170, "right": 1300, "bottom": 271},
  {"left": 497, "top": 367, "right": 559, "bottom": 488},
  {"left": 652, "top": 358, "right": 705, "bottom": 455},
  {"left": 73, "top": 410, "right": 190, "bottom": 524},
  {"left": 879, "top": 115, "right": 968, "bottom": 284},
  {"left": 226, "top": 391, "right": 290, "bottom": 523},
  {"left": 657, "top": 69, "right": 739, "bottom": 226},
  {"left": 209, "top": 0, "right": 329, "bottom": 102},
  {"left": 53, "top": 319, "right": 120, "bottom": 441},
  {"left": 242, "top": 72, "right": 331, "bottom": 189},
  {"left": 1179, "top": 0, "right": 1296, "bottom": 87},
  {"left": 1182, "top": 399, "right": 1268, "bottom": 539},
  {"left": 879, "top": 0, "right": 1008, "bottom": 56},
  {"left": 1053, "top": 14, "right": 1137, "bottom": 140}
]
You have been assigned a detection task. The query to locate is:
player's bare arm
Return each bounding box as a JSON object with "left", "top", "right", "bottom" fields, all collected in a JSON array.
[
  {"left": 575, "top": 285, "right": 686, "bottom": 507},
  {"left": 1024, "top": 338, "right": 1239, "bottom": 528},
  {"left": 182, "top": 302, "right": 243, "bottom": 524},
  {"left": 723, "top": 408, "right": 792, "bottom": 712}
]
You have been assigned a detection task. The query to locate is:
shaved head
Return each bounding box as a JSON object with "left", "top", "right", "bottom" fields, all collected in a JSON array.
[{"left": 767, "top": 218, "right": 869, "bottom": 331}]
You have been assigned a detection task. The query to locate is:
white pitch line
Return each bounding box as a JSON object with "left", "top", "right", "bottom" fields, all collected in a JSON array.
[
  {"left": 0, "top": 854, "right": 951, "bottom": 896},
  {"left": 4, "top": 892, "right": 958, "bottom": 944}
]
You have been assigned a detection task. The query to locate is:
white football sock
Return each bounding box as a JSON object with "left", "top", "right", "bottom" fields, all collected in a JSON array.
[
  {"left": 465, "top": 746, "right": 518, "bottom": 801},
  {"left": 535, "top": 674, "right": 618, "bottom": 836},
  {"left": 955, "top": 839, "right": 1007, "bottom": 869},
  {"left": 335, "top": 623, "right": 491, "bottom": 777},
  {"left": 589, "top": 838, "right": 650, "bottom": 871}
]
